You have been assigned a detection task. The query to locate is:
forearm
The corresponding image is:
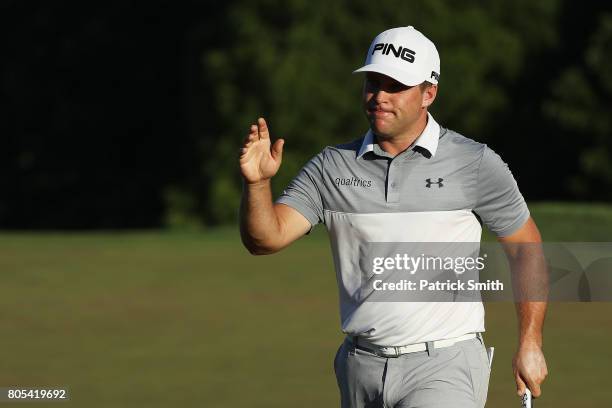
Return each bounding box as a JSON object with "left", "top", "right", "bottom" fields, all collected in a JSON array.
[
  {"left": 500, "top": 219, "right": 549, "bottom": 396},
  {"left": 515, "top": 301, "right": 547, "bottom": 347},
  {"left": 507, "top": 244, "right": 548, "bottom": 347},
  {"left": 239, "top": 179, "right": 282, "bottom": 254}
]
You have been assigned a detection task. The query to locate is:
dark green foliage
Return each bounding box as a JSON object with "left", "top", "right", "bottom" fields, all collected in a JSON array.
[
  {"left": 544, "top": 13, "right": 612, "bottom": 199},
  {"left": 200, "top": 0, "right": 564, "bottom": 224},
  {"left": 1, "top": 1, "right": 611, "bottom": 227}
]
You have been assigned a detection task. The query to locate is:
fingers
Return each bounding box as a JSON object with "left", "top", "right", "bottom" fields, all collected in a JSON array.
[
  {"left": 239, "top": 146, "right": 250, "bottom": 163},
  {"left": 242, "top": 118, "right": 267, "bottom": 146},
  {"left": 271, "top": 138, "right": 284, "bottom": 162},
  {"left": 243, "top": 124, "right": 258, "bottom": 145},
  {"left": 240, "top": 118, "right": 278, "bottom": 162},
  {"left": 258, "top": 117, "right": 270, "bottom": 139},
  {"left": 516, "top": 372, "right": 544, "bottom": 398},
  {"left": 243, "top": 117, "right": 270, "bottom": 142},
  {"left": 515, "top": 373, "right": 526, "bottom": 397},
  {"left": 529, "top": 382, "right": 542, "bottom": 398},
  {"left": 527, "top": 370, "right": 546, "bottom": 398},
  {"left": 240, "top": 124, "right": 259, "bottom": 159}
]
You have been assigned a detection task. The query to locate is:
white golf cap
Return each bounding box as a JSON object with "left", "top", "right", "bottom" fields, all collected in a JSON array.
[{"left": 353, "top": 26, "right": 440, "bottom": 86}]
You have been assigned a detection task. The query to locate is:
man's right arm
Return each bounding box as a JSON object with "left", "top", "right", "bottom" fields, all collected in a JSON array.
[{"left": 238, "top": 118, "right": 312, "bottom": 255}]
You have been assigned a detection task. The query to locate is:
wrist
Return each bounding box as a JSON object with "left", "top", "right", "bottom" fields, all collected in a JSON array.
[
  {"left": 244, "top": 178, "right": 271, "bottom": 188},
  {"left": 518, "top": 335, "right": 542, "bottom": 350}
]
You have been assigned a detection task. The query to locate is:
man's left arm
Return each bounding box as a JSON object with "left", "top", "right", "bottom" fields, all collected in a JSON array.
[{"left": 498, "top": 217, "right": 548, "bottom": 398}]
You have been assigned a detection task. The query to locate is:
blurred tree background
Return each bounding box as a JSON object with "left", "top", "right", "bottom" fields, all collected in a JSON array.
[{"left": 1, "top": 0, "right": 611, "bottom": 229}]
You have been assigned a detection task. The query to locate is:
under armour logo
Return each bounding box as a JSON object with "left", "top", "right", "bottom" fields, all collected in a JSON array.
[{"left": 425, "top": 178, "right": 444, "bottom": 188}]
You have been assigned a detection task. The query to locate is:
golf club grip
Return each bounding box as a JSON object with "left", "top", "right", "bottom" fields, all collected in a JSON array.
[{"left": 521, "top": 388, "right": 533, "bottom": 408}]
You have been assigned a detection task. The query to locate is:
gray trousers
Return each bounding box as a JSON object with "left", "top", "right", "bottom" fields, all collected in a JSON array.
[{"left": 334, "top": 335, "right": 491, "bottom": 408}]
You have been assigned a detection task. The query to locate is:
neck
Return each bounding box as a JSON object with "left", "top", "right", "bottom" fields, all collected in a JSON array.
[{"left": 376, "top": 110, "right": 428, "bottom": 157}]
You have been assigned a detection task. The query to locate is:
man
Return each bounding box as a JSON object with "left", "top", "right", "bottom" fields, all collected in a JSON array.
[{"left": 239, "top": 26, "right": 547, "bottom": 408}]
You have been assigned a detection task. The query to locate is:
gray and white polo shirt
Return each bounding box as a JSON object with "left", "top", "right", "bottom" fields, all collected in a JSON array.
[{"left": 276, "top": 113, "right": 530, "bottom": 346}]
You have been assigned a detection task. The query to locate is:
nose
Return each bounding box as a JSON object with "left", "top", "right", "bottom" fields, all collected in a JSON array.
[{"left": 373, "top": 88, "right": 389, "bottom": 104}]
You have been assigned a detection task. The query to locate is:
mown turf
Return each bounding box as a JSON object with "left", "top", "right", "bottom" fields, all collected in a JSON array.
[{"left": 0, "top": 202, "right": 611, "bottom": 407}]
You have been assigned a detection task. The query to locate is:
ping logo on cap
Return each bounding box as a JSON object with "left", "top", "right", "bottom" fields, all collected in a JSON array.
[{"left": 372, "top": 43, "right": 416, "bottom": 63}]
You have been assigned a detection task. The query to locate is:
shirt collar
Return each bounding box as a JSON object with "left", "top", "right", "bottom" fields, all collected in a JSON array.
[{"left": 357, "top": 112, "right": 440, "bottom": 159}]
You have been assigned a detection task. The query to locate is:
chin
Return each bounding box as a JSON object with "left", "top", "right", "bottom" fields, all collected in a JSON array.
[
  {"left": 370, "top": 116, "right": 394, "bottom": 131},
  {"left": 370, "top": 125, "right": 393, "bottom": 139}
]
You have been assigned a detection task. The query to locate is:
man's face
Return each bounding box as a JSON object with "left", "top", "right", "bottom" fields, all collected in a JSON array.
[{"left": 362, "top": 72, "right": 434, "bottom": 139}]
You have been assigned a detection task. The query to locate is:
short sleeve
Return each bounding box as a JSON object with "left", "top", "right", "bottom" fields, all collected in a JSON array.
[
  {"left": 473, "top": 146, "right": 530, "bottom": 237},
  {"left": 275, "top": 150, "right": 325, "bottom": 227}
]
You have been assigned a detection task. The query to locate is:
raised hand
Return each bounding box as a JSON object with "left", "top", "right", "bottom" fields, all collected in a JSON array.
[{"left": 239, "top": 117, "right": 284, "bottom": 184}]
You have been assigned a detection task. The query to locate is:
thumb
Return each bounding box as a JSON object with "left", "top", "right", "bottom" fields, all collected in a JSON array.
[
  {"left": 515, "top": 374, "right": 526, "bottom": 397},
  {"left": 271, "top": 138, "right": 284, "bottom": 162}
]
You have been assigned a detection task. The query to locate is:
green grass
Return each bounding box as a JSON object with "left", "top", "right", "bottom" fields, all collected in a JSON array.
[{"left": 0, "top": 202, "right": 611, "bottom": 407}]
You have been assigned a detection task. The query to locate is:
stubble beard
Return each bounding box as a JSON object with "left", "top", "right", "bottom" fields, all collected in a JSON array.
[{"left": 369, "top": 117, "right": 406, "bottom": 141}]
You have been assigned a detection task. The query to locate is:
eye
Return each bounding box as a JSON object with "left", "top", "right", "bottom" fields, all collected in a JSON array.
[
  {"left": 365, "top": 78, "right": 379, "bottom": 91},
  {"left": 387, "top": 82, "right": 408, "bottom": 93}
]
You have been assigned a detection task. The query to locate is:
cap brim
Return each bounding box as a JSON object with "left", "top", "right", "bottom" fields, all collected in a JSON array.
[{"left": 353, "top": 63, "right": 424, "bottom": 87}]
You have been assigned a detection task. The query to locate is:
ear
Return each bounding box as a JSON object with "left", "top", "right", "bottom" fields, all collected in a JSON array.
[{"left": 421, "top": 85, "right": 438, "bottom": 108}]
